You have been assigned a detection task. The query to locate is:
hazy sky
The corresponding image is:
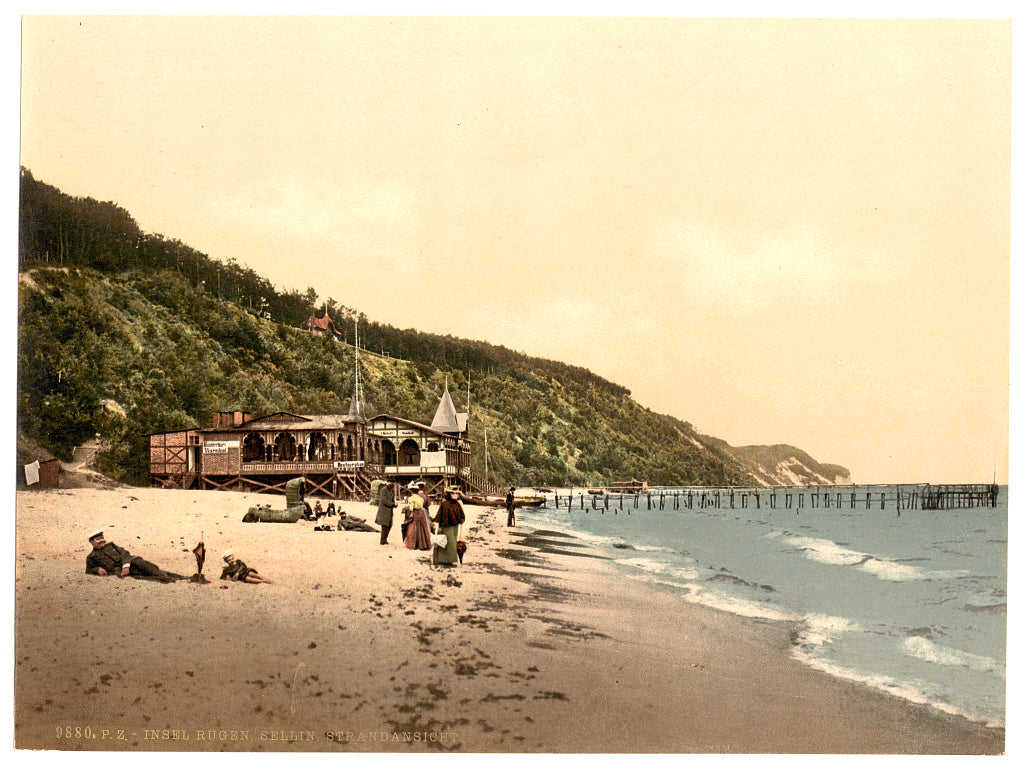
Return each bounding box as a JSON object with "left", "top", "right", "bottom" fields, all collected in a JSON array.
[{"left": 19, "top": 16, "right": 1011, "bottom": 484}]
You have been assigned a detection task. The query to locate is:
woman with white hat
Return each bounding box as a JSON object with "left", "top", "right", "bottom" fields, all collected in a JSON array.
[{"left": 402, "top": 483, "right": 432, "bottom": 551}]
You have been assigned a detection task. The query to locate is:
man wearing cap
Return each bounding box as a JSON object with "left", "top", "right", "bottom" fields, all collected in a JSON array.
[{"left": 85, "top": 530, "right": 177, "bottom": 582}]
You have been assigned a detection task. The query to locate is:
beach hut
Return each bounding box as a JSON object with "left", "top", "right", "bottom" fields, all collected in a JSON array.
[{"left": 17, "top": 443, "right": 60, "bottom": 489}]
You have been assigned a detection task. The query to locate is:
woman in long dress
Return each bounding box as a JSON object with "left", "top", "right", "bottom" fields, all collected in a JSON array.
[
  {"left": 417, "top": 481, "right": 430, "bottom": 516},
  {"left": 432, "top": 487, "right": 466, "bottom": 566},
  {"left": 403, "top": 484, "right": 432, "bottom": 550}
]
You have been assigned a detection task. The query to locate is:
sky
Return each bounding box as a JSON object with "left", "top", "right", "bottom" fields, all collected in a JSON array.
[{"left": 17, "top": 14, "right": 1013, "bottom": 484}]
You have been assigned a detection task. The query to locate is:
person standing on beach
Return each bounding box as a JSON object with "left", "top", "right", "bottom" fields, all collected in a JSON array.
[
  {"left": 432, "top": 487, "right": 466, "bottom": 566},
  {"left": 417, "top": 481, "right": 431, "bottom": 516},
  {"left": 85, "top": 530, "right": 178, "bottom": 582},
  {"left": 375, "top": 482, "right": 398, "bottom": 545},
  {"left": 403, "top": 483, "right": 432, "bottom": 550},
  {"left": 505, "top": 487, "right": 516, "bottom": 527}
]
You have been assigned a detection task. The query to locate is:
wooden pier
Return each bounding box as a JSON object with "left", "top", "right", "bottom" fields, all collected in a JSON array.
[
  {"left": 917, "top": 484, "right": 1000, "bottom": 510},
  {"left": 549, "top": 483, "right": 1000, "bottom": 513}
]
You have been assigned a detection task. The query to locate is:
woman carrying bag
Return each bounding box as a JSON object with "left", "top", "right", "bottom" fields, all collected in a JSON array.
[{"left": 432, "top": 487, "right": 466, "bottom": 566}]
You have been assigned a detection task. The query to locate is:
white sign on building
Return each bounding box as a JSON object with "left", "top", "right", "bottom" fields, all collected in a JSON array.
[{"left": 203, "top": 440, "right": 239, "bottom": 454}]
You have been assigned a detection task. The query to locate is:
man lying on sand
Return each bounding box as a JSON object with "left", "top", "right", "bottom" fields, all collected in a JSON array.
[
  {"left": 335, "top": 511, "right": 377, "bottom": 532},
  {"left": 85, "top": 530, "right": 179, "bottom": 582}
]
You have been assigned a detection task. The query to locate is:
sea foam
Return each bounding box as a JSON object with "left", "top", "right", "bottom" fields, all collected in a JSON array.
[
  {"left": 615, "top": 556, "right": 700, "bottom": 582},
  {"left": 784, "top": 535, "right": 869, "bottom": 566},
  {"left": 903, "top": 636, "right": 1002, "bottom": 675},
  {"left": 794, "top": 612, "right": 856, "bottom": 647},
  {"left": 784, "top": 534, "right": 927, "bottom": 581},
  {"left": 680, "top": 584, "right": 796, "bottom": 621}
]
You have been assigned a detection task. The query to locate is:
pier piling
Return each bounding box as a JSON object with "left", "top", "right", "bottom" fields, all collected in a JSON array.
[{"left": 549, "top": 483, "right": 996, "bottom": 515}]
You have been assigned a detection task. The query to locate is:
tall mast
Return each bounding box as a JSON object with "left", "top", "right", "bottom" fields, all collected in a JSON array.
[
  {"left": 354, "top": 320, "right": 363, "bottom": 404},
  {"left": 346, "top": 318, "right": 367, "bottom": 422}
]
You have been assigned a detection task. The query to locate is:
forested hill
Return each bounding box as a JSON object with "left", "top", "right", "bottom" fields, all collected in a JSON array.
[{"left": 17, "top": 168, "right": 848, "bottom": 488}]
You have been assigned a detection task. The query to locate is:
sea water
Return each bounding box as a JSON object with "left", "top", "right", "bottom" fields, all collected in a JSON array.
[{"left": 517, "top": 486, "right": 1008, "bottom": 727}]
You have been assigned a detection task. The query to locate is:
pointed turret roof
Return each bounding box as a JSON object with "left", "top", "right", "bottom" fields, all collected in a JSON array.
[
  {"left": 430, "top": 387, "right": 468, "bottom": 434},
  {"left": 346, "top": 394, "right": 367, "bottom": 423}
]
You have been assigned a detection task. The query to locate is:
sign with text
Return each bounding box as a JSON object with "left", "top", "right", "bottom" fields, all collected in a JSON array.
[
  {"left": 203, "top": 441, "right": 239, "bottom": 454},
  {"left": 333, "top": 460, "right": 366, "bottom": 470}
]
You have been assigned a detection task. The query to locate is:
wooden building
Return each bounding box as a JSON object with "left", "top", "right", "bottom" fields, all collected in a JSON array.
[{"left": 149, "top": 387, "right": 502, "bottom": 500}]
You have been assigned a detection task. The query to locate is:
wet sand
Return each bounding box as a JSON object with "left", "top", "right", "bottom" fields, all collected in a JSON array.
[{"left": 14, "top": 485, "right": 1005, "bottom": 753}]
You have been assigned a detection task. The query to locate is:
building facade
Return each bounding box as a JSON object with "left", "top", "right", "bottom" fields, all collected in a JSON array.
[{"left": 148, "top": 388, "right": 502, "bottom": 500}]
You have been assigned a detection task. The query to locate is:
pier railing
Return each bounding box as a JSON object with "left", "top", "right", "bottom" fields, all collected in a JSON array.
[{"left": 549, "top": 483, "right": 1000, "bottom": 512}]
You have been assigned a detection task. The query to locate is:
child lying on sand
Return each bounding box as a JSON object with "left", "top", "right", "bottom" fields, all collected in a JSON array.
[{"left": 220, "top": 549, "right": 272, "bottom": 584}]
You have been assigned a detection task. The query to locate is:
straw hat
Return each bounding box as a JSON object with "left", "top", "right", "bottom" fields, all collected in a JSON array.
[
  {"left": 222, "top": 549, "right": 234, "bottom": 560},
  {"left": 88, "top": 529, "right": 104, "bottom": 541}
]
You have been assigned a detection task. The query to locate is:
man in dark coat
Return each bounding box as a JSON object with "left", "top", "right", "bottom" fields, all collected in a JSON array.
[
  {"left": 505, "top": 487, "right": 517, "bottom": 527},
  {"left": 375, "top": 482, "right": 397, "bottom": 545},
  {"left": 85, "top": 530, "right": 177, "bottom": 582}
]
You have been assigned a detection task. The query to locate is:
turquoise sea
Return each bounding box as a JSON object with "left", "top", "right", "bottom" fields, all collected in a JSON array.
[{"left": 516, "top": 485, "right": 1008, "bottom": 727}]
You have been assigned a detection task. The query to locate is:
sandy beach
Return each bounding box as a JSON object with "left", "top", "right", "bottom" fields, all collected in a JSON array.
[{"left": 14, "top": 483, "right": 1005, "bottom": 754}]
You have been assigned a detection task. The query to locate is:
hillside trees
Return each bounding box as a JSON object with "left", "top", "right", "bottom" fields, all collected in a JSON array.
[
  {"left": 19, "top": 264, "right": 755, "bottom": 486},
  {"left": 17, "top": 169, "right": 761, "bottom": 487}
]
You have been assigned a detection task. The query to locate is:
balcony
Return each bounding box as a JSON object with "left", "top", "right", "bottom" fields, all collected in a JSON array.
[{"left": 241, "top": 460, "right": 379, "bottom": 474}]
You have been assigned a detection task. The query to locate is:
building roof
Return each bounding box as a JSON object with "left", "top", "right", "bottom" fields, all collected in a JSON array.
[
  {"left": 208, "top": 412, "right": 362, "bottom": 432},
  {"left": 307, "top": 312, "right": 339, "bottom": 334},
  {"left": 430, "top": 387, "right": 468, "bottom": 433},
  {"left": 367, "top": 413, "right": 446, "bottom": 437},
  {"left": 346, "top": 395, "right": 367, "bottom": 423}
]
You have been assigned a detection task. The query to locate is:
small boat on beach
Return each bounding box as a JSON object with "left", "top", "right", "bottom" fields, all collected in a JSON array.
[
  {"left": 461, "top": 493, "right": 546, "bottom": 508},
  {"left": 514, "top": 495, "right": 546, "bottom": 507},
  {"left": 460, "top": 494, "right": 504, "bottom": 506}
]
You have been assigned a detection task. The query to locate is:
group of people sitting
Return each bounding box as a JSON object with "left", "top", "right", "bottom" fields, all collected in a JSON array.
[
  {"left": 376, "top": 481, "right": 466, "bottom": 566},
  {"left": 307, "top": 500, "right": 376, "bottom": 532}
]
